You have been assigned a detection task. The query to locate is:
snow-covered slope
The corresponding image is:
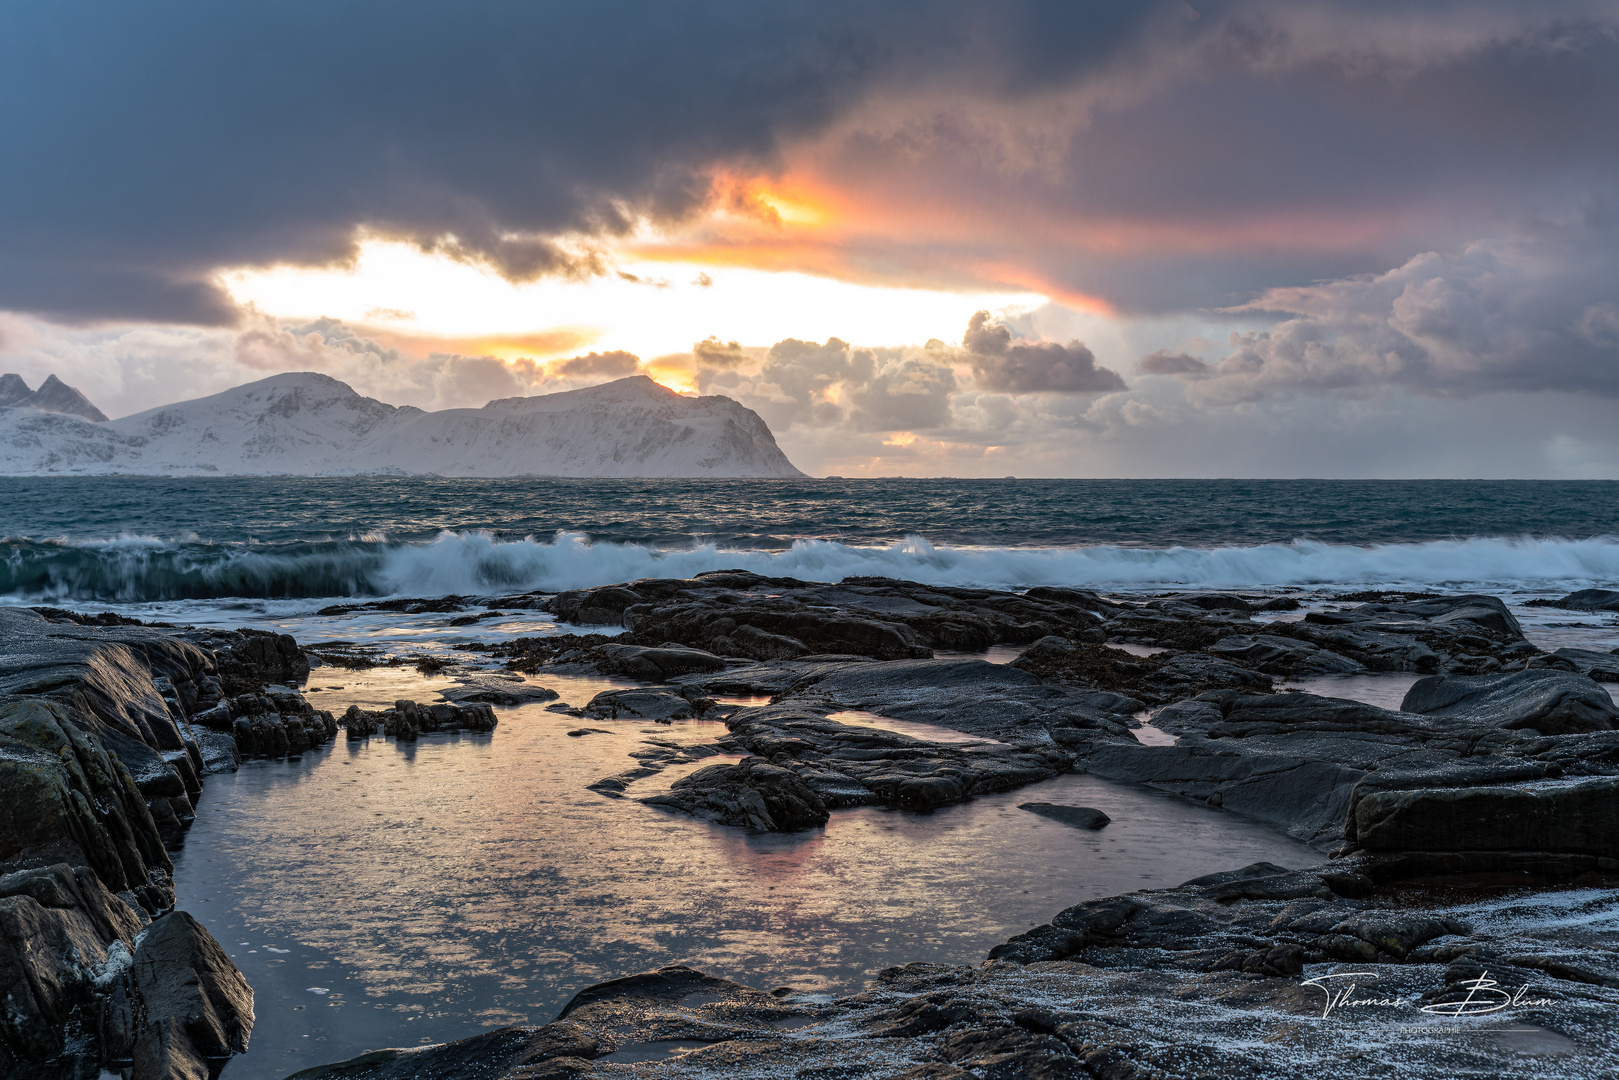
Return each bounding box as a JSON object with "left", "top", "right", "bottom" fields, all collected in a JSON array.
[{"left": 0, "top": 372, "right": 804, "bottom": 477}]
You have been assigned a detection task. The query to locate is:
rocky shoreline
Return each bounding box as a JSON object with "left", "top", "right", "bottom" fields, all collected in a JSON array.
[{"left": 2, "top": 575, "right": 1616, "bottom": 1078}]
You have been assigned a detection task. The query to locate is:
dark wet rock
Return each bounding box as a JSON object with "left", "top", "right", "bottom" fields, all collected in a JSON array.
[
  {"left": 1068, "top": 679, "right": 1619, "bottom": 864},
  {"left": 1019, "top": 803, "right": 1110, "bottom": 829},
  {"left": 689, "top": 706, "right": 1072, "bottom": 823},
  {"left": 191, "top": 690, "right": 337, "bottom": 757},
  {"left": 566, "top": 728, "right": 611, "bottom": 737},
  {"left": 287, "top": 965, "right": 828, "bottom": 1080},
  {"left": 581, "top": 688, "right": 715, "bottom": 722},
  {"left": 755, "top": 657, "right": 1143, "bottom": 740},
  {"left": 473, "top": 631, "right": 622, "bottom": 674},
  {"left": 281, "top": 1023, "right": 598, "bottom": 1079},
  {"left": 1350, "top": 775, "right": 1619, "bottom": 859},
  {"left": 1010, "top": 636, "right": 1271, "bottom": 706},
  {"left": 643, "top": 757, "right": 830, "bottom": 830},
  {"left": 1145, "top": 652, "right": 1272, "bottom": 698},
  {"left": 0, "top": 864, "right": 255, "bottom": 1079},
  {"left": 594, "top": 643, "right": 730, "bottom": 680},
  {"left": 0, "top": 694, "right": 174, "bottom": 904},
  {"left": 128, "top": 911, "right": 253, "bottom": 1077},
  {"left": 1274, "top": 593, "right": 1532, "bottom": 675},
  {"left": 316, "top": 595, "right": 473, "bottom": 618},
  {"left": 1099, "top": 592, "right": 1535, "bottom": 677},
  {"left": 181, "top": 627, "right": 310, "bottom": 694},
  {"left": 1207, "top": 633, "right": 1365, "bottom": 675},
  {"left": 0, "top": 609, "right": 333, "bottom": 1076},
  {"left": 1529, "top": 588, "right": 1619, "bottom": 612},
  {"left": 1400, "top": 669, "right": 1618, "bottom": 734},
  {"left": 441, "top": 674, "right": 559, "bottom": 706},
  {"left": 587, "top": 738, "right": 729, "bottom": 796},
  {"left": 546, "top": 571, "right": 1106, "bottom": 661},
  {"left": 1549, "top": 647, "right": 1619, "bottom": 682},
  {"left": 342, "top": 700, "right": 497, "bottom": 743}
]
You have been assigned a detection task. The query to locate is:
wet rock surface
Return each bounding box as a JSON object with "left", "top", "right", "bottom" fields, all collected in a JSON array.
[
  {"left": 441, "top": 673, "right": 560, "bottom": 706},
  {"left": 545, "top": 571, "right": 1111, "bottom": 659},
  {"left": 0, "top": 609, "right": 294, "bottom": 1077},
  {"left": 1400, "top": 669, "right": 1619, "bottom": 733},
  {"left": 10, "top": 576, "right": 1619, "bottom": 1079},
  {"left": 638, "top": 705, "right": 1074, "bottom": 829}
]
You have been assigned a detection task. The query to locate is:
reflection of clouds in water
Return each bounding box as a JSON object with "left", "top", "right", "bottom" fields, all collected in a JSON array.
[{"left": 175, "top": 700, "right": 1316, "bottom": 1079}]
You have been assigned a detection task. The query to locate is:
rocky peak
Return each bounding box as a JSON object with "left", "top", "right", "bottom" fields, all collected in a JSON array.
[{"left": 0, "top": 372, "right": 109, "bottom": 421}]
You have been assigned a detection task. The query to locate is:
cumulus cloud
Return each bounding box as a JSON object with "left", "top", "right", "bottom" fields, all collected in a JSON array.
[
  {"left": 962, "top": 311, "right": 1125, "bottom": 393},
  {"left": 1140, "top": 216, "right": 1619, "bottom": 403}
]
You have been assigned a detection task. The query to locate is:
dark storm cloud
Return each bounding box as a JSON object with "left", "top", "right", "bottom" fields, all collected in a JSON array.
[
  {"left": 0, "top": 0, "right": 1171, "bottom": 323},
  {"left": 963, "top": 312, "right": 1125, "bottom": 393},
  {"left": 5, "top": 1, "right": 1619, "bottom": 328}
]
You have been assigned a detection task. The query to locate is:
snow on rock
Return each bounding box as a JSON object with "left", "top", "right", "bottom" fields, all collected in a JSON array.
[
  {"left": 0, "top": 372, "right": 805, "bottom": 477},
  {"left": 0, "top": 373, "right": 109, "bottom": 421}
]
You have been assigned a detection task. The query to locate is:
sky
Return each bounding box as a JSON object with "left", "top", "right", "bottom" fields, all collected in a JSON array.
[{"left": 2, "top": 0, "right": 1619, "bottom": 477}]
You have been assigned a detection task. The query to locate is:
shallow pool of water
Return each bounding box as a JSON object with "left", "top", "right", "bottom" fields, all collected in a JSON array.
[
  {"left": 1284, "top": 673, "right": 1425, "bottom": 711},
  {"left": 173, "top": 705, "right": 1318, "bottom": 1079}
]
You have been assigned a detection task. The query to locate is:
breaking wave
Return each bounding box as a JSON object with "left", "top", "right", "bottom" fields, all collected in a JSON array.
[{"left": 4, "top": 530, "right": 1619, "bottom": 604}]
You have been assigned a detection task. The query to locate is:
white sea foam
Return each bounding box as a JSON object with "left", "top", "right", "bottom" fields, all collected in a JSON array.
[{"left": 374, "top": 531, "right": 1619, "bottom": 596}]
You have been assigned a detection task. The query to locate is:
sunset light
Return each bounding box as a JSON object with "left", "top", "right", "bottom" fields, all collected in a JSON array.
[{"left": 221, "top": 235, "right": 1048, "bottom": 365}]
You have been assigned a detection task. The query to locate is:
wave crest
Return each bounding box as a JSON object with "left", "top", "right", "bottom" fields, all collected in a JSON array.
[{"left": 2, "top": 531, "right": 1617, "bottom": 603}]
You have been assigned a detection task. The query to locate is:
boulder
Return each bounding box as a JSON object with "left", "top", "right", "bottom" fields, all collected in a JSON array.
[
  {"left": 129, "top": 911, "right": 253, "bottom": 1078},
  {"left": 581, "top": 688, "right": 712, "bottom": 722},
  {"left": 1400, "top": 669, "right": 1618, "bottom": 734}
]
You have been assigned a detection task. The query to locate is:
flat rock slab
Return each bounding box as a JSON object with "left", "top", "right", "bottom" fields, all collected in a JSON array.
[{"left": 1018, "top": 802, "right": 1110, "bottom": 829}]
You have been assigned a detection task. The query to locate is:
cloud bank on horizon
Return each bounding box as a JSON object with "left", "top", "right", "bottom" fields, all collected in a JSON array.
[{"left": 2, "top": 0, "right": 1619, "bottom": 477}]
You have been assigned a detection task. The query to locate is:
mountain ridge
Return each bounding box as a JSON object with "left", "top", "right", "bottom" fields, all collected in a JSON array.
[{"left": 0, "top": 372, "right": 804, "bottom": 477}]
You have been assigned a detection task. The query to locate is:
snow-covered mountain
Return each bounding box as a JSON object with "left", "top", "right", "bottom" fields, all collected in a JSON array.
[
  {"left": 0, "top": 372, "right": 805, "bottom": 477},
  {"left": 0, "top": 373, "right": 108, "bottom": 421}
]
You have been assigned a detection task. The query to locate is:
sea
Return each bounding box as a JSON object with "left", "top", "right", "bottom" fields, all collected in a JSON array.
[{"left": 5, "top": 476, "right": 1618, "bottom": 1078}]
